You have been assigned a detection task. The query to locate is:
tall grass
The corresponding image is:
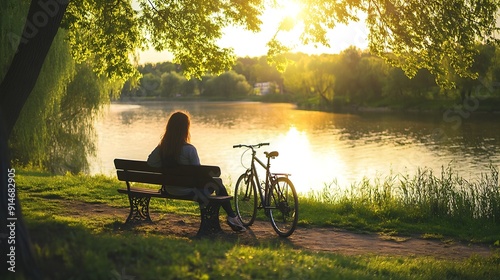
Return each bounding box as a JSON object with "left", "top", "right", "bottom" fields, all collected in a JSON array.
[
  {"left": 399, "top": 165, "right": 499, "bottom": 222},
  {"left": 309, "top": 165, "right": 500, "bottom": 225}
]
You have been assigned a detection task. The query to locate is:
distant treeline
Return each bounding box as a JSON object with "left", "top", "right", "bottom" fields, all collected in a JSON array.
[{"left": 121, "top": 45, "right": 500, "bottom": 112}]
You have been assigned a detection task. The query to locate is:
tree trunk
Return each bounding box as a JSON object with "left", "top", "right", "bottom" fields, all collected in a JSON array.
[{"left": 0, "top": 0, "right": 68, "bottom": 277}]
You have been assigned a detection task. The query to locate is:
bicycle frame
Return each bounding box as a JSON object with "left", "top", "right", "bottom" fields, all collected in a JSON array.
[{"left": 246, "top": 147, "right": 278, "bottom": 210}]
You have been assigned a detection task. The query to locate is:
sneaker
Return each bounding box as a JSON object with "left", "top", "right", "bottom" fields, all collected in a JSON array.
[{"left": 227, "top": 216, "right": 246, "bottom": 232}]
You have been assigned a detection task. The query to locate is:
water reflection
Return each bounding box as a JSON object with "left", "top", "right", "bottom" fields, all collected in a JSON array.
[{"left": 92, "top": 102, "right": 500, "bottom": 194}]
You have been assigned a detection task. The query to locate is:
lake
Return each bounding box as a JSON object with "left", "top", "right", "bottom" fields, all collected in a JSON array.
[{"left": 91, "top": 101, "right": 500, "bottom": 194}]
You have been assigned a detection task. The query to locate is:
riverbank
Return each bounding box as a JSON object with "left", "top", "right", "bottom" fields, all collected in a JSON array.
[
  {"left": 115, "top": 95, "right": 500, "bottom": 116},
  {"left": 7, "top": 169, "right": 500, "bottom": 278},
  {"left": 299, "top": 95, "right": 500, "bottom": 115}
]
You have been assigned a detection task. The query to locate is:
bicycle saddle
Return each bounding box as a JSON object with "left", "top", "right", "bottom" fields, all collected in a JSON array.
[{"left": 265, "top": 151, "right": 279, "bottom": 158}]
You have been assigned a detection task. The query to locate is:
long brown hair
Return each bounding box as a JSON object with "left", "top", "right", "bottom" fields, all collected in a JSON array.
[{"left": 159, "top": 111, "right": 191, "bottom": 162}]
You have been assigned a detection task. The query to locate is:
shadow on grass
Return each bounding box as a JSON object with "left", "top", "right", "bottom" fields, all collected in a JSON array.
[{"left": 17, "top": 217, "right": 216, "bottom": 279}]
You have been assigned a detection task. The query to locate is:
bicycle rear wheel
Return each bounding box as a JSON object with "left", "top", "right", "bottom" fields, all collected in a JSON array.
[
  {"left": 234, "top": 173, "right": 257, "bottom": 226},
  {"left": 268, "top": 177, "right": 298, "bottom": 237}
]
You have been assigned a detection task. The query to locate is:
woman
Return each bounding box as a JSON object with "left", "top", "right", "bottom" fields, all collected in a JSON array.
[{"left": 147, "top": 111, "right": 246, "bottom": 232}]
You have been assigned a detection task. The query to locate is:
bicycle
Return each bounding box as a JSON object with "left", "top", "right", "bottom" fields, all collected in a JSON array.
[{"left": 232, "top": 143, "right": 299, "bottom": 237}]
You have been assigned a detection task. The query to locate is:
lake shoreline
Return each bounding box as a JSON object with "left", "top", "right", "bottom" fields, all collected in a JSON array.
[{"left": 111, "top": 97, "right": 500, "bottom": 117}]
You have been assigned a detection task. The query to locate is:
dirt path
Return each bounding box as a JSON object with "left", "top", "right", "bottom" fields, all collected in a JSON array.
[{"left": 67, "top": 201, "right": 497, "bottom": 260}]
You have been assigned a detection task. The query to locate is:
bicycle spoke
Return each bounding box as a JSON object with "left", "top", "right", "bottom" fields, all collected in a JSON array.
[
  {"left": 268, "top": 177, "right": 298, "bottom": 237},
  {"left": 234, "top": 173, "right": 257, "bottom": 226}
]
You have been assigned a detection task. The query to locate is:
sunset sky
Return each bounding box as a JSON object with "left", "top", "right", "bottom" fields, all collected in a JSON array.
[{"left": 138, "top": 3, "right": 369, "bottom": 64}]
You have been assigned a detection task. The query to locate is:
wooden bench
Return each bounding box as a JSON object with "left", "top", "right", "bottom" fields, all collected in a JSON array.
[{"left": 114, "top": 158, "right": 233, "bottom": 236}]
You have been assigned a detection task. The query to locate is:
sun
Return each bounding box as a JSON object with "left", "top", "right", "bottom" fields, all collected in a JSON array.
[
  {"left": 275, "top": 0, "right": 302, "bottom": 20},
  {"left": 262, "top": 0, "right": 306, "bottom": 50},
  {"left": 215, "top": 0, "right": 368, "bottom": 58},
  {"left": 272, "top": 0, "right": 302, "bottom": 31}
]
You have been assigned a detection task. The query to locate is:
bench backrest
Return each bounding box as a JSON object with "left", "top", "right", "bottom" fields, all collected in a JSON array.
[{"left": 114, "top": 159, "right": 221, "bottom": 188}]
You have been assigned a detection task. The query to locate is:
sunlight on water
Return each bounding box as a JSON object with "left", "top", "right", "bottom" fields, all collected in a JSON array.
[
  {"left": 91, "top": 102, "right": 500, "bottom": 194},
  {"left": 271, "top": 126, "right": 347, "bottom": 192}
]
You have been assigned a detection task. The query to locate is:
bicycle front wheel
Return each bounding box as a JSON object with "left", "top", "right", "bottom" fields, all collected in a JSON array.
[
  {"left": 234, "top": 173, "right": 257, "bottom": 226},
  {"left": 268, "top": 177, "right": 299, "bottom": 237}
]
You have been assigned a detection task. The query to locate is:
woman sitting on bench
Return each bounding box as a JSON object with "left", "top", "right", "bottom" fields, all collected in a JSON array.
[{"left": 147, "top": 110, "right": 246, "bottom": 232}]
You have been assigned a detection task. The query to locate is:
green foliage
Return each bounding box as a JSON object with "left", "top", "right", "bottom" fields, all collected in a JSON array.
[
  {"left": 4, "top": 0, "right": 500, "bottom": 174},
  {"left": 137, "top": 0, "right": 263, "bottom": 79},
  {"left": 9, "top": 30, "right": 76, "bottom": 172},
  {"left": 49, "top": 63, "right": 115, "bottom": 173},
  {"left": 64, "top": 0, "right": 142, "bottom": 82},
  {"left": 398, "top": 165, "right": 500, "bottom": 223},
  {"left": 8, "top": 31, "right": 114, "bottom": 173},
  {"left": 266, "top": 38, "right": 293, "bottom": 73},
  {"left": 203, "top": 71, "right": 252, "bottom": 98},
  {"left": 366, "top": 0, "right": 499, "bottom": 89},
  {"left": 1, "top": 0, "right": 116, "bottom": 174},
  {"left": 140, "top": 72, "right": 162, "bottom": 96},
  {"left": 121, "top": 44, "right": 500, "bottom": 112},
  {"left": 6, "top": 0, "right": 500, "bottom": 93},
  {"left": 160, "top": 71, "right": 187, "bottom": 97},
  {"left": 285, "top": 45, "right": 500, "bottom": 111},
  {"left": 122, "top": 63, "right": 254, "bottom": 99},
  {"left": 28, "top": 0, "right": 500, "bottom": 87},
  {"left": 258, "top": 0, "right": 500, "bottom": 90}
]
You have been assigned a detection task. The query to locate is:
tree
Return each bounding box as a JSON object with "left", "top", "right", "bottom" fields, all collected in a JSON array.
[
  {"left": 233, "top": 57, "right": 260, "bottom": 85},
  {"left": 268, "top": 0, "right": 499, "bottom": 88},
  {"left": 203, "top": 71, "right": 252, "bottom": 98},
  {"left": 333, "top": 47, "right": 362, "bottom": 104},
  {"left": 160, "top": 71, "right": 186, "bottom": 97},
  {"left": 140, "top": 72, "right": 162, "bottom": 96},
  {"left": 356, "top": 55, "right": 388, "bottom": 103},
  {"left": 9, "top": 29, "right": 75, "bottom": 172},
  {"left": 455, "top": 43, "right": 496, "bottom": 101},
  {"left": 137, "top": 0, "right": 263, "bottom": 79},
  {"left": 1, "top": 2, "right": 68, "bottom": 276},
  {"left": 282, "top": 53, "right": 313, "bottom": 100},
  {"left": 306, "top": 54, "right": 337, "bottom": 110},
  {"left": 364, "top": 0, "right": 499, "bottom": 88}
]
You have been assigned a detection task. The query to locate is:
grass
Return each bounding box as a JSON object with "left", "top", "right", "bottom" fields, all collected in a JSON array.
[
  {"left": 4, "top": 167, "right": 500, "bottom": 279},
  {"left": 306, "top": 165, "right": 500, "bottom": 242}
]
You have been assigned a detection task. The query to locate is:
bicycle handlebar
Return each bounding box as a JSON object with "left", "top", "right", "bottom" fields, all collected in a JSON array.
[{"left": 233, "top": 143, "right": 269, "bottom": 149}]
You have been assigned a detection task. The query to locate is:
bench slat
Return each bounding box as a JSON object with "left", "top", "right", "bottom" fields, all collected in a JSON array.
[
  {"left": 117, "top": 187, "right": 194, "bottom": 200},
  {"left": 117, "top": 188, "right": 164, "bottom": 198},
  {"left": 117, "top": 188, "right": 232, "bottom": 201},
  {"left": 114, "top": 158, "right": 221, "bottom": 177},
  {"left": 116, "top": 170, "right": 199, "bottom": 187}
]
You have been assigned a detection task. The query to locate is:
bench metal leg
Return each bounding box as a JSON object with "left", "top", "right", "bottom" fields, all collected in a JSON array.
[
  {"left": 126, "top": 195, "right": 152, "bottom": 223},
  {"left": 197, "top": 200, "right": 223, "bottom": 236}
]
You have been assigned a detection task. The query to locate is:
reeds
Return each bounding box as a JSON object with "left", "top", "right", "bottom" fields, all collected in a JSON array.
[{"left": 309, "top": 164, "right": 500, "bottom": 223}]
